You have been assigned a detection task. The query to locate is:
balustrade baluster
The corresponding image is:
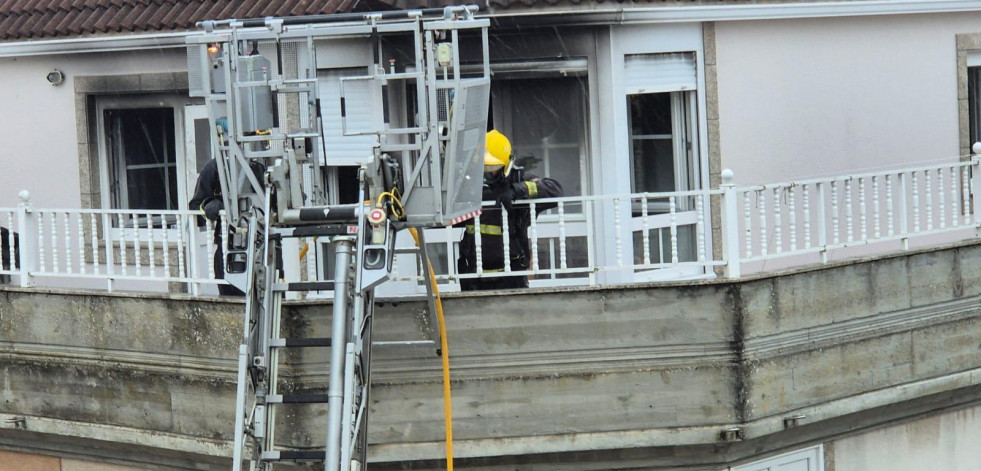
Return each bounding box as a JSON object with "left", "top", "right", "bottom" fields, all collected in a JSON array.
[
  {"left": 614, "top": 197, "right": 623, "bottom": 267},
  {"left": 162, "top": 216, "right": 171, "bottom": 278},
  {"left": 501, "top": 206, "right": 510, "bottom": 273},
  {"left": 743, "top": 192, "right": 752, "bottom": 258},
  {"left": 6, "top": 213, "right": 16, "bottom": 270},
  {"left": 803, "top": 184, "right": 812, "bottom": 249},
  {"left": 758, "top": 190, "right": 768, "bottom": 256},
  {"left": 669, "top": 197, "right": 678, "bottom": 264},
  {"left": 925, "top": 169, "right": 933, "bottom": 231},
  {"left": 887, "top": 174, "right": 895, "bottom": 237},
  {"left": 832, "top": 181, "right": 840, "bottom": 245},
  {"left": 963, "top": 167, "right": 971, "bottom": 225},
  {"left": 530, "top": 202, "right": 539, "bottom": 271},
  {"left": 859, "top": 178, "right": 867, "bottom": 241},
  {"left": 845, "top": 179, "right": 854, "bottom": 243},
  {"left": 951, "top": 167, "right": 959, "bottom": 228},
  {"left": 131, "top": 213, "right": 141, "bottom": 275},
  {"left": 872, "top": 176, "right": 880, "bottom": 239},
  {"left": 938, "top": 169, "right": 946, "bottom": 230},
  {"left": 147, "top": 213, "right": 156, "bottom": 272},
  {"left": 641, "top": 194, "right": 650, "bottom": 264},
  {"left": 177, "top": 214, "right": 187, "bottom": 279},
  {"left": 118, "top": 214, "right": 127, "bottom": 276},
  {"left": 788, "top": 186, "right": 797, "bottom": 252},
  {"left": 912, "top": 172, "right": 921, "bottom": 233},
  {"left": 50, "top": 213, "right": 59, "bottom": 273},
  {"left": 559, "top": 201, "right": 568, "bottom": 270},
  {"left": 773, "top": 188, "right": 782, "bottom": 254},
  {"left": 696, "top": 194, "right": 706, "bottom": 262}
]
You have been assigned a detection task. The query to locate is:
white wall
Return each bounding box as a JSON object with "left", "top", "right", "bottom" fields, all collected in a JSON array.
[
  {"left": 0, "top": 49, "right": 186, "bottom": 209},
  {"left": 716, "top": 12, "right": 981, "bottom": 185},
  {"left": 832, "top": 403, "right": 981, "bottom": 471}
]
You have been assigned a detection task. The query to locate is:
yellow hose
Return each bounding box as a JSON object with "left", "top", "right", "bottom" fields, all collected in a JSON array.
[{"left": 408, "top": 227, "right": 453, "bottom": 471}]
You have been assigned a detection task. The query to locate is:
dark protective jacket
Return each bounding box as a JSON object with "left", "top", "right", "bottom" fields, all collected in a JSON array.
[
  {"left": 188, "top": 159, "right": 225, "bottom": 242},
  {"left": 457, "top": 167, "right": 563, "bottom": 290},
  {"left": 188, "top": 159, "right": 266, "bottom": 242}
]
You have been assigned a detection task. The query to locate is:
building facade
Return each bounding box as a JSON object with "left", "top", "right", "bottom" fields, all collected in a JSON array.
[{"left": 3, "top": 0, "right": 981, "bottom": 469}]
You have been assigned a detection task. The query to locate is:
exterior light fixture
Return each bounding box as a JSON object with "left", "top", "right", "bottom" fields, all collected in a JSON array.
[{"left": 46, "top": 69, "right": 64, "bottom": 86}]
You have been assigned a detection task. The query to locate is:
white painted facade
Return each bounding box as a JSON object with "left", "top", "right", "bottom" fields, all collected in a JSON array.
[
  {"left": 716, "top": 11, "right": 981, "bottom": 184},
  {"left": 2, "top": 3, "right": 981, "bottom": 290},
  {"left": 0, "top": 50, "right": 187, "bottom": 209}
]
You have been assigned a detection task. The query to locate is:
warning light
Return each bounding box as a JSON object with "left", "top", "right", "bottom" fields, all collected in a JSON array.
[
  {"left": 368, "top": 208, "right": 386, "bottom": 225},
  {"left": 207, "top": 44, "right": 220, "bottom": 54}
]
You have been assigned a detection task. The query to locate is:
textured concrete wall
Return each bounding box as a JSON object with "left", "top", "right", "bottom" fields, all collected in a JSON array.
[
  {"left": 2, "top": 242, "right": 981, "bottom": 469},
  {"left": 832, "top": 403, "right": 981, "bottom": 471}
]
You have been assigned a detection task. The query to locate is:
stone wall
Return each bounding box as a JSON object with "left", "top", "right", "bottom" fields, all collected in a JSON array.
[{"left": 2, "top": 242, "right": 981, "bottom": 469}]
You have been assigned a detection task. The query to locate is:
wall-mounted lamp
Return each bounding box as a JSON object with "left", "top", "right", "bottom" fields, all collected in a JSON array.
[{"left": 46, "top": 69, "right": 64, "bottom": 86}]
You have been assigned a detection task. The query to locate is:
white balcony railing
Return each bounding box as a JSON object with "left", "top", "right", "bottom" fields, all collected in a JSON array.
[
  {"left": 2, "top": 159, "right": 979, "bottom": 295},
  {"left": 0, "top": 191, "right": 224, "bottom": 294}
]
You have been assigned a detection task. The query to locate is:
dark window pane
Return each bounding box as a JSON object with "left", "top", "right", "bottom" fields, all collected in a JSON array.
[
  {"left": 126, "top": 167, "right": 173, "bottom": 210},
  {"left": 630, "top": 93, "right": 671, "bottom": 136},
  {"left": 194, "top": 117, "right": 213, "bottom": 173},
  {"left": 631, "top": 138, "right": 675, "bottom": 193},
  {"left": 105, "top": 107, "right": 177, "bottom": 210},
  {"left": 493, "top": 77, "right": 586, "bottom": 198}
]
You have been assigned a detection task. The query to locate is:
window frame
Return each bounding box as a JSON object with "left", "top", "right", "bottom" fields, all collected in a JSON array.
[{"left": 95, "top": 93, "right": 190, "bottom": 214}]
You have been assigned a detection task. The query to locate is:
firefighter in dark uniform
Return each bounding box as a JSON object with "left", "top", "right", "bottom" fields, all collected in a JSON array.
[
  {"left": 457, "top": 130, "right": 564, "bottom": 291},
  {"left": 189, "top": 159, "right": 263, "bottom": 296}
]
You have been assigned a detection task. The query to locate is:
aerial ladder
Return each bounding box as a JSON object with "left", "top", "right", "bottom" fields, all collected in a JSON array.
[{"left": 185, "top": 7, "right": 490, "bottom": 470}]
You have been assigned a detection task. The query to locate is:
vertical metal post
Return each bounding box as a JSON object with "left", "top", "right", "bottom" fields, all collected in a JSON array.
[
  {"left": 326, "top": 239, "right": 354, "bottom": 471},
  {"left": 899, "top": 172, "right": 909, "bottom": 250},
  {"left": 16, "top": 190, "right": 36, "bottom": 288},
  {"left": 816, "top": 182, "right": 828, "bottom": 262},
  {"left": 972, "top": 158, "right": 981, "bottom": 234},
  {"left": 719, "top": 170, "right": 741, "bottom": 279}
]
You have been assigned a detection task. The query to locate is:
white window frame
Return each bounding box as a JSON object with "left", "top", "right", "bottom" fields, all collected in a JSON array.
[
  {"left": 96, "top": 94, "right": 190, "bottom": 214},
  {"left": 731, "top": 445, "right": 824, "bottom": 471}
]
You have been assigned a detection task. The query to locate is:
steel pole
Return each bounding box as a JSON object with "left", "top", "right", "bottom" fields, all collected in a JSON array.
[{"left": 326, "top": 240, "right": 354, "bottom": 471}]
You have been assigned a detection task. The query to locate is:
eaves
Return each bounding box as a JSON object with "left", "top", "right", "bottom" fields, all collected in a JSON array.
[{"left": 2, "top": 0, "right": 981, "bottom": 58}]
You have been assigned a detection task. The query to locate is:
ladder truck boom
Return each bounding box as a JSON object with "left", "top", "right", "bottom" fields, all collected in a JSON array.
[{"left": 185, "top": 6, "right": 490, "bottom": 470}]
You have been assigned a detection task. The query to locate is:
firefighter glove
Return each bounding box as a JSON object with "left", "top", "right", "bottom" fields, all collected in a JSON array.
[{"left": 204, "top": 199, "right": 224, "bottom": 221}]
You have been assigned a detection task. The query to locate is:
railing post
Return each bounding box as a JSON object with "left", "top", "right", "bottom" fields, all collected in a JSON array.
[
  {"left": 720, "top": 169, "right": 741, "bottom": 279},
  {"left": 972, "top": 153, "right": 981, "bottom": 234},
  {"left": 16, "top": 190, "right": 36, "bottom": 288}
]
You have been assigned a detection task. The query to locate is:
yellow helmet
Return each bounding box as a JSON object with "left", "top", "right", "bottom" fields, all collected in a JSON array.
[{"left": 484, "top": 130, "right": 511, "bottom": 172}]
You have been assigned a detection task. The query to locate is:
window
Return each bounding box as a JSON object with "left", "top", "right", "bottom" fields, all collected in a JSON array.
[
  {"left": 731, "top": 445, "right": 824, "bottom": 471},
  {"left": 97, "top": 94, "right": 193, "bottom": 214},
  {"left": 490, "top": 75, "right": 591, "bottom": 282},
  {"left": 492, "top": 77, "right": 587, "bottom": 199},
  {"left": 624, "top": 52, "right": 702, "bottom": 270},
  {"left": 969, "top": 66, "right": 981, "bottom": 147},
  {"left": 104, "top": 108, "right": 178, "bottom": 210}
]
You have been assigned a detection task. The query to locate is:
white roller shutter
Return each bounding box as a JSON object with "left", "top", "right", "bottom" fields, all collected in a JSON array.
[
  {"left": 318, "top": 68, "right": 381, "bottom": 166},
  {"left": 624, "top": 52, "right": 697, "bottom": 95}
]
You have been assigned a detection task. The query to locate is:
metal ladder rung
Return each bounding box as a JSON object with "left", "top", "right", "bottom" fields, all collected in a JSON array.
[
  {"left": 373, "top": 340, "right": 436, "bottom": 348},
  {"left": 270, "top": 337, "right": 332, "bottom": 348},
  {"left": 273, "top": 281, "right": 336, "bottom": 292},
  {"left": 266, "top": 394, "right": 329, "bottom": 404},
  {"left": 260, "top": 450, "right": 326, "bottom": 461}
]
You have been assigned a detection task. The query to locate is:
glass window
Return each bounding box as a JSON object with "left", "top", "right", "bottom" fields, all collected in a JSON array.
[
  {"left": 969, "top": 67, "right": 981, "bottom": 147},
  {"left": 104, "top": 108, "right": 178, "bottom": 210},
  {"left": 492, "top": 77, "right": 587, "bottom": 199},
  {"left": 629, "top": 93, "right": 675, "bottom": 194}
]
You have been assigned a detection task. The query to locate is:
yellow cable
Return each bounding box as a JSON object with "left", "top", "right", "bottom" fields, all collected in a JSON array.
[
  {"left": 298, "top": 237, "right": 318, "bottom": 260},
  {"left": 408, "top": 227, "right": 453, "bottom": 471}
]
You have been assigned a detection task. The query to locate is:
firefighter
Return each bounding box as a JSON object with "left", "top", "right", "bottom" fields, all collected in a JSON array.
[
  {"left": 189, "top": 159, "right": 262, "bottom": 296},
  {"left": 457, "top": 130, "right": 564, "bottom": 291}
]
